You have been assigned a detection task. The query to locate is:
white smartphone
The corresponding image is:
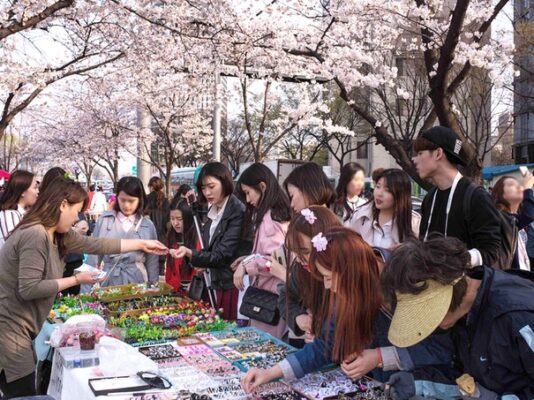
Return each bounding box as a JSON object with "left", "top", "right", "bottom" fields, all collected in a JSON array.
[
  {"left": 272, "top": 247, "right": 287, "bottom": 268},
  {"left": 520, "top": 166, "right": 529, "bottom": 176}
]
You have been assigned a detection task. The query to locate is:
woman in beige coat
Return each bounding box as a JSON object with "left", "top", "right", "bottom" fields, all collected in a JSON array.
[{"left": 348, "top": 168, "right": 420, "bottom": 249}]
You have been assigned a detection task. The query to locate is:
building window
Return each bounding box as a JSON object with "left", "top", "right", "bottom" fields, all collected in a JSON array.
[{"left": 356, "top": 141, "right": 368, "bottom": 159}]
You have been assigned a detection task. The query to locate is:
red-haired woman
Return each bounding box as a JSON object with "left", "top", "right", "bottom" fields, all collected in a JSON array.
[
  {"left": 243, "top": 227, "right": 454, "bottom": 391},
  {"left": 278, "top": 206, "right": 342, "bottom": 343},
  {"left": 242, "top": 227, "right": 382, "bottom": 391}
]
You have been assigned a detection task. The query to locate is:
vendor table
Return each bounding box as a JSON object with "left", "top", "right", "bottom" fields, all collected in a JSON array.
[{"left": 46, "top": 327, "right": 386, "bottom": 400}]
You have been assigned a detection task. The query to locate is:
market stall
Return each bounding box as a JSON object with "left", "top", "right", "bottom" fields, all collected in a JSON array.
[{"left": 44, "top": 284, "right": 387, "bottom": 400}]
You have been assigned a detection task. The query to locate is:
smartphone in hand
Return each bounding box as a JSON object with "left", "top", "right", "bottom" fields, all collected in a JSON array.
[{"left": 272, "top": 247, "right": 287, "bottom": 267}]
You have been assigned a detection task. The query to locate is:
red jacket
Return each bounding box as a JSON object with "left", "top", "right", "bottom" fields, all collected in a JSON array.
[{"left": 165, "top": 241, "right": 199, "bottom": 291}]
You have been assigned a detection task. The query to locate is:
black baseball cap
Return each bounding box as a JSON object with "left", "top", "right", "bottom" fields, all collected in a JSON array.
[{"left": 421, "top": 126, "right": 465, "bottom": 166}]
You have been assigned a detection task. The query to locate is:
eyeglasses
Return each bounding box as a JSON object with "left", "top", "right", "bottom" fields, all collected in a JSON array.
[{"left": 136, "top": 371, "right": 172, "bottom": 390}]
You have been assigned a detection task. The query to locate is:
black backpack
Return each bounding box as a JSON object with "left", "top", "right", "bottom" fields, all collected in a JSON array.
[{"left": 463, "top": 183, "right": 518, "bottom": 269}]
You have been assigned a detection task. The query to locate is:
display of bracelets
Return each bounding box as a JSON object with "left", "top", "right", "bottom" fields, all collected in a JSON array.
[
  {"left": 139, "top": 344, "right": 183, "bottom": 361},
  {"left": 127, "top": 392, "right": 178, "bottom": 400},
  {"left": 195, "top": 333, "right": 225, "bottom": 347},
  {"left": 177, "top": 344, "right": 214, "bottom": 356},
  {"left": 251, "top": 382, "right": 305, "bottom": 400},
  {"left": 203, "top": 378, "right": 250, "bottom": 400},
  {"left": 236, "top": 355, "right": 284, "bottom": 371},
  {"left": 290, "top": 370, "right": 367, "bottom": 400},
  {"left": 160, "top": 365, "right": 216, "bottom": 392},
  {"left": 201, "top": 362, "right": 241, "bottom": 379},
  {"left": 214, "top": 346, "right": 246, "bottom": 361},
  {"left": 233, "top": 340, "right": 291, "bottom": 357},
  {"left": 176, "top": 390, "right": 213, "bottom": 400},
  {"left": 211, "top": 328, "right": 263, "bottom": 343},
  {"left": 324, "top": 379, "right": 389, "bottom": 400}
]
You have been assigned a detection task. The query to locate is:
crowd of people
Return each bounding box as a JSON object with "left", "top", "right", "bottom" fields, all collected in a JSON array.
[{"left": 0, "top": 125, "right": 534, "bottom": 398}]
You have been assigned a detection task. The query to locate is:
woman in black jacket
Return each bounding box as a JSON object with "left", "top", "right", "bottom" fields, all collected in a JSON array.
[{"left": 170, "top": 162, "right": 250, "bottom": 320}]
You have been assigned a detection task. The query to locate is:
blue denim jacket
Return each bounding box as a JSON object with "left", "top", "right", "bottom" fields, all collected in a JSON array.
[{"left": 279, "top": 309, "right": 453, "bottom": 381}]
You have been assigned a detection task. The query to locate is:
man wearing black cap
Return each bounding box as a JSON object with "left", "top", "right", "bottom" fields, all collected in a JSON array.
[{"left": 413, "top": 126, "right": 502, "bottom": 268}]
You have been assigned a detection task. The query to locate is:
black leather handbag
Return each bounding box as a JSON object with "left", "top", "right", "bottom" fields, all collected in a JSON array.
[
  {"left": 239, "top": 286, "right": 280, "bottom": 325},
  {"left": 188, "top": 274, "right": 205, "bottom": 301}
]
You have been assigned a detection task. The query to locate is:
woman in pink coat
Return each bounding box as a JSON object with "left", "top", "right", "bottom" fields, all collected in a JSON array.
[{"left": 233, "top": 163, "right": 291, "bottom": 338}]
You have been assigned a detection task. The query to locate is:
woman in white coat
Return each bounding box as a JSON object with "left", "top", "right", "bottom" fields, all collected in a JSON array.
[{"left": 349, "top": 168, "right": 420, "bottom": 249}]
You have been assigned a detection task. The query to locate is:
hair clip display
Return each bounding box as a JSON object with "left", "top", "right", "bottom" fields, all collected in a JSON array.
[{"left": 138, "top": 344, "right": 182, "bottom": 361}]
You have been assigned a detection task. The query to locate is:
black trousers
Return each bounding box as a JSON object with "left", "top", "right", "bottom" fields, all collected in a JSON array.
[{"left": 0, "top": 370, "right": 36, "bottom": 399}]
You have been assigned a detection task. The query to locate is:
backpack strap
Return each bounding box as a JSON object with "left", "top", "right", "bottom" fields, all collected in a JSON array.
[{"left": 463, "top": 182, "right": 478, "bottom": 226}]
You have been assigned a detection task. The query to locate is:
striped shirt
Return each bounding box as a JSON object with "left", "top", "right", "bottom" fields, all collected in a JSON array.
[{"left": 0, "top": 205, "right": 25, "bottom": 247}]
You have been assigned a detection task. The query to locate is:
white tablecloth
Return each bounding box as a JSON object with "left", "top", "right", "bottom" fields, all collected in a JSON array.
[{"left": 48, "top": 337, "right": 160, "bottom": 400}]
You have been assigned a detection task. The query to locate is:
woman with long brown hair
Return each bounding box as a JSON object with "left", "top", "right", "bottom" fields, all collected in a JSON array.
[
  {"left": 492, "top": 172, "right": 534, "bottom": 270},
  {"left": 0, "top": 176, "right": 167, "bottom": 398},
  {"left": 349, "top": 168, "right": 419, "bottom": 249},
  {"left": 242, "top": 227, "right": 382, "bottom": 391},
  {"left": 279, "top": 206, "right": 341, "bottom": 343},
  {"left": 0, "top": 170, "right": 39, "bottom": 247}
]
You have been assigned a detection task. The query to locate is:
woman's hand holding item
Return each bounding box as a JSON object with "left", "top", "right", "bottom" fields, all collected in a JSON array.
[
  {"left": 241, "top": 366, "right": 283, "bottom": 393},
  {"left": 233, "top": 265, "right": 246, "bottom": 290},
  {"left": 169, "top": 246, "right": 192, "bottom": 259}
]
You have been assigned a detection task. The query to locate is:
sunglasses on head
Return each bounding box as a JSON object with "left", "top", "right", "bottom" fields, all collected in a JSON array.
[{"left": 136, "top": 371, "right": 172, "bottom": 390}]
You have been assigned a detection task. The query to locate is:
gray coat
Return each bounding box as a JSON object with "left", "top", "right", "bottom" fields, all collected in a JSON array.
[{"left": 86, "top": 210, "right": 159, "bottom": 286}]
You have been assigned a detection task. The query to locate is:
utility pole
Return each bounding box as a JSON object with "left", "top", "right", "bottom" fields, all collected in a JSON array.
[{"left": 213, "top": 69, "right": 222, "bottom": 162}]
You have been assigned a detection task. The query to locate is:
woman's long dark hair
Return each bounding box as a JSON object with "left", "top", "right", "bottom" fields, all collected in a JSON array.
[
  {"left": 284, "top": 163, "right": 336, "bottom": 208},
  {"left": 13, "top": 176, "right": 88, "bottom": 257},
  {"left": 167, "top": 198, "right": 197, "bottom": 278},
  {"left": 334, "top": 162, "right": 365, "bottom": 221},
  {"left": 148, "top": 176, "right": 166, "bottom": 208},
  {"left": 238, "top": 163, "right": 291, "bottom": 239},
  {"left": 372, "top": 168, "right": 414, "bottom": 243},
  {"left": 40, "top": 167, "right": 66, "bottom": 193},
  {"left": 167, "top": 198, "right": 197, "bottom": 250},
  {"left": 0, "top": 170, "right": 35, "bottom": 211},
  {"left": 113, "top": 176, "right": 147, "bottom": 215}
]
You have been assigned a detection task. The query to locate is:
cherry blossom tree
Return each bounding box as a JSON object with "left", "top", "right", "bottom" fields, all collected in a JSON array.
[
  {"left": 0, "top": 1, "right": 126, "bottom": 141},
  {"left": 111, "top": 0, "right": 513, "bottom": 182}
]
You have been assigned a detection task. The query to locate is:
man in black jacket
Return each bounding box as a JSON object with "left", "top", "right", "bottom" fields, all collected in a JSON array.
[
  {"left": 382, "top": 236, "right": 534, "bottom": 399},
  {"left": 413, "top": 126, "right": 502, "bottom": 267}
]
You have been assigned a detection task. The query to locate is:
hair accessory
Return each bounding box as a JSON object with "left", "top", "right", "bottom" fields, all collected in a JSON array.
[
  {"left": 311, "top": 232, "right": 328, "bottom": 252},
  {"left": 300, "top": 208, "right": 317, "bottom": 225}
]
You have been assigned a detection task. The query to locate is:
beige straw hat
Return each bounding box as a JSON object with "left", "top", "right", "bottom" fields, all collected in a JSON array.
[{"left": 388, "top": 279, "right": 456, "bottom": 347}]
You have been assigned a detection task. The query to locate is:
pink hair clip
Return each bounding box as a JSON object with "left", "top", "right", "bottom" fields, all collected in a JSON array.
[
  {"left": 311, "top": 232, "right": 328, "bottom": 252},
  {"left": 301, "top": 208, "right": 317, "bottom": 225}
]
